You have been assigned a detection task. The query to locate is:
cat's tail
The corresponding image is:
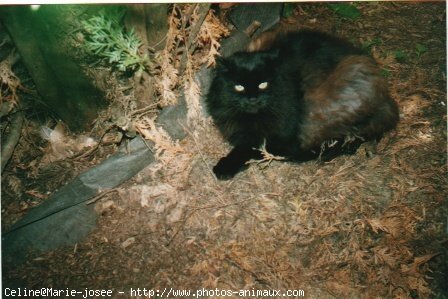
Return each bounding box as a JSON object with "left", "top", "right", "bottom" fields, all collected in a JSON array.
[
  {"left": 299, "top": 55, "right": 399, "bottom": 150},
  {"left": 345, "top": 56, "right": 400, "bottom": 142}
]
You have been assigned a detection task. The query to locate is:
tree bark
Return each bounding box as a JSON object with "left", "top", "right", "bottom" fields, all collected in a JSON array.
[{"left": 1, "top": 110, "right": 23, "bottom": 173}]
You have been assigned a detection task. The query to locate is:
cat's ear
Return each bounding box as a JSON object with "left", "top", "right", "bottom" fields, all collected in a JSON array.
[
  {"left": 216, "top": 56, "right": 233, "bottom": 72},
  {"left": 265, "top": 48, "right": 280, "bottom": 62},
  {"left": 215, "top": 55, "right": 225, "bottom": 66}
]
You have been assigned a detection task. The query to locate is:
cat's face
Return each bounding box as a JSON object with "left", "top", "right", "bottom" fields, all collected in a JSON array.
[{"left": 217, "top": 51, "right": 279, "bottom": 114}]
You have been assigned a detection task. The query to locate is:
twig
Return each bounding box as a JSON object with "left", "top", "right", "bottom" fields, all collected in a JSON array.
[
  {"left": 173, "top": 4, "right": 191, "bottom": 52},
  {"left": 179, "top": 3, "right": 211, "bottom": 75},
  {"left": 244, "top": 20, "right": 262, "bottom": 36},
  {"left": 129, "top": 103, "right": 158, "bottom": 118},
  {"left": 186, "top": 4, "right": 211, "bottom": 51},
  {"left": 1, "top": 109, "right": 24, "bottom": 173},
  {"left": 151, "top": 35, "right": 167, "bottom": 50},
  {"left": 186, "top": 197, "right": 251, "bottom": 212},
  {"left": 71, "top": 125, "right": 114, "bottom": 161},
  {"left": 176, "top": 4, "right": 197, "bottom": 51},
  {"left": 139, "top": 136, "right": 154, "bottom": 153},
  {"left": 245, "top": 140, "right": 285, "bottom": 168},
  {"left": 86, "top": 188, "right": 118, "bottom": 205},
  {"left": 0, "top": 37, "right": 9, "bottom": 48},
  {"left": 225, "top": 255, "right": 269, "bottom": 286}
]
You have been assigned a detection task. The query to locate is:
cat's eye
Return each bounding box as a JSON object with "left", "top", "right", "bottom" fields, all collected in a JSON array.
[
  {"left": 234, "top": 85, "right": 245, "bottom": 92},
  {"left": 258, "top": 82, "right": 268, "bottom": 90}
]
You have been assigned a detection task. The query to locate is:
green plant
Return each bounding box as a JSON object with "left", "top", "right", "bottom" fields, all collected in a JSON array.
[
  {"left": 415, "top": 43, "right": 428, "bottom": 57},
  {"left": 81, "top": 8, "right": 150, "bottom": 73},
  {"left": 328, "top": 3, "right": 361, "bottom": 20},
  {"left": 380, "top": 68, "right": 391, "bottom": 78},
  {"left": 282, "top": 3, "right": 296, "bottom": 18},
  {"left": 361, "top": 37, "right": 382, "bottom": 52},
  {"left": 393, "top": 50, "right": 407, "bottom": 62}
]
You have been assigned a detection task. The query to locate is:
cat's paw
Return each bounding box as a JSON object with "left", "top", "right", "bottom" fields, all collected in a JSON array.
[{"left": 213, "top": 158, "right": 246, "bottom": 180}]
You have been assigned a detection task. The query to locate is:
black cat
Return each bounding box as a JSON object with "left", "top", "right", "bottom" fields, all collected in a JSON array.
[{"left": 206, "top": 30, "right": 399, "bottom": 180}]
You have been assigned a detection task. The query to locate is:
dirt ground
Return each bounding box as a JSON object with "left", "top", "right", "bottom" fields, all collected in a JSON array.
[{"left": 2, "top": 2, "right": 447, "bottom": 298}]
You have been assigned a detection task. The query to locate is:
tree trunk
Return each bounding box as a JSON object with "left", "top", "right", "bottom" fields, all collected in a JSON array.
[{"left": 0, "top": 5, "right": 106, "bottom": 132}]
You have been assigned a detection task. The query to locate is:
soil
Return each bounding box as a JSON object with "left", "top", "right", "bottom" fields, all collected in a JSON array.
[{"left": 2, "top": 2, "right": 447, "bottom": 298}]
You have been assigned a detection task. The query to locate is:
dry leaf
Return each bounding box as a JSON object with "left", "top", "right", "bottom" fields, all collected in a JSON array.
[{"left": 121, "top": 237, "right": 135, "bottom": 249}]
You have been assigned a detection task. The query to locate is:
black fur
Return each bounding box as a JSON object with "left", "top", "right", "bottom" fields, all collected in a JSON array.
[{"left": 206, "top": 30, "right": 399, "bottom": 180}]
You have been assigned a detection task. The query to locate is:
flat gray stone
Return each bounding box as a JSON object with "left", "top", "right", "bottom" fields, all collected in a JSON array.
[
  {"left": 229, "top": 3, "right": 283, "bottom": 36},
  {"left": 2, "top": 137, "right": 155, "bottom": 264}
]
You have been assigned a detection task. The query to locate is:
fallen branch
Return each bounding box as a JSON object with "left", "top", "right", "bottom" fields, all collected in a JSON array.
[
  {"left": 186, "top": 3, "right": 212, "bottom": 52},
  {"left": 179, "top": 3, "right": 211, "bottom": 74},
  {"left": 1, "top": 109, "right": 24, "bottom": 173}
]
